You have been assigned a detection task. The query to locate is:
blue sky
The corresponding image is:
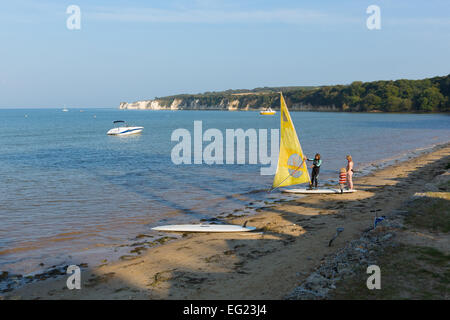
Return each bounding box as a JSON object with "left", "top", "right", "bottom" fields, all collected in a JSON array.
[{"left": 0, "top": 0, "right": 449, "bottom": 108}]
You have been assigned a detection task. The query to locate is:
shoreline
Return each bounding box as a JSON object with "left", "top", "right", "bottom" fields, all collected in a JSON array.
[{"left": 1, "top": 141, "right": 449, "bottom": 299}]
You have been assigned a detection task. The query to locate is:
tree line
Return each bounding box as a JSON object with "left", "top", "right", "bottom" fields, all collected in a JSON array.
[{"left": 153, "top": 74, "right": 449, "bottom": 112}]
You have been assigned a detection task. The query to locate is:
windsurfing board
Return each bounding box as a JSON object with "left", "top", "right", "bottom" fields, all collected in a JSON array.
[
  {"left": 282, "top": 188, "right": 357, "bottom": 194},
  {"left": 152, "top": 224, "right": 256, "bottom": 233}
]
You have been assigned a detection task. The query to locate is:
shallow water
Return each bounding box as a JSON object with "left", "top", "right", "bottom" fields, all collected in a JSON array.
[{"left": 0, "top": 109, "right": 449, "bottom": 274}]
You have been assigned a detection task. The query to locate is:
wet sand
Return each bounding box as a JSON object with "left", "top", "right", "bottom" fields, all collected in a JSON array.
[{"left": 2, "top": 143, "right": 450, "bottom": 300}]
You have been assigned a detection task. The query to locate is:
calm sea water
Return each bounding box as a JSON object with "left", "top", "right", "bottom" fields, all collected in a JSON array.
[{"left": 0, "top": 109, "right": 449, "bottom": 274}]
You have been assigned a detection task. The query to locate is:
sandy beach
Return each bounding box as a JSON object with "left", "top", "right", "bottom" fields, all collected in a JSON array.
[{"left": 2, "top": 142, "right": 449, "bottom": 300}]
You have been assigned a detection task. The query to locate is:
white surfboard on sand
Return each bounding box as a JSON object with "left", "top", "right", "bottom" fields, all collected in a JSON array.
[
  {"left": 282, "top": 188, "right": 357, "bottom": 194},
  {"left": 152, "top": 223, "right": 256, "bottom": 233}
]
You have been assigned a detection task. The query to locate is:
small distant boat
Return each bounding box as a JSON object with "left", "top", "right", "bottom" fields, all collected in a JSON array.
[
  {"left": 62, "top": 107, "right": 69, "bottom": 112},
  {"left": 107, "top": 120, "right": 143, "bottom": 136},
  {"left": 260, "top": 107, "right": 276, "bottom": 115}
]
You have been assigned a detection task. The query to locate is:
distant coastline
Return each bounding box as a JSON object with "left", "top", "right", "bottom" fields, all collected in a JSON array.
[
  {"left": 119, "top": 74, "right": 450, "bottom": 113},
  {"left": 118, "top": 100, "right": 342, "bottom": 112}
]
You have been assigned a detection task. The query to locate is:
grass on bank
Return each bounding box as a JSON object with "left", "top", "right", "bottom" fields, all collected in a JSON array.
[
  {"left": 330, "top": 244, "right": 449, "bottom": 300},
  {"left": 405, "top": 192, "right": 450, "bottom": 233},
  {"left": 332, "top": 183, "right": 449, "bottom": 299}
]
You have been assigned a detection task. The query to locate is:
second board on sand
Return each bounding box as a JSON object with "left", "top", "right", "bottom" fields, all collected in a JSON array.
[{"left": 282, "top": 188, "right": 357, "bottom": 194}]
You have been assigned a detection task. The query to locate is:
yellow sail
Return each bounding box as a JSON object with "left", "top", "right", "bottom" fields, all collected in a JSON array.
[{"left": 272, "top": 93, "right": 311, "bottom": 188}]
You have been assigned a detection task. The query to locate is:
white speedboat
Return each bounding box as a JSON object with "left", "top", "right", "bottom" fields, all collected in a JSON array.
[{"left": 107, "top": 120, "right": 143, "bottom": 136}]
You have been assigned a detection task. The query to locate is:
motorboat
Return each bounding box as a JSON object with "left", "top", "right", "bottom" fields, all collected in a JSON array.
[
  {"left": 107, "top": 120, "right": 143, "bottom": 136},
  {"left": 260, "top": 107, "right": 276, "bottom": 115}
]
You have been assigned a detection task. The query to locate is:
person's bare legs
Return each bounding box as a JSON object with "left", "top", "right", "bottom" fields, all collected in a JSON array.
[{"left": 347, "top": 171, "right": 353, "bottom": 190}]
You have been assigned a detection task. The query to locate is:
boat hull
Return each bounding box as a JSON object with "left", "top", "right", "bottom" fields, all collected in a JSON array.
[
  {"left": 107, "top": 126, "right": 143, "bottom": 136},
  {"left": 260, "top": 111, "right": 276, "bottom": 115}
]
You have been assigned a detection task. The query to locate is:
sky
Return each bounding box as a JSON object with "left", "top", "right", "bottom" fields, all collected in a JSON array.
[{"left": 0, "top": 0, "right": 449, "bottom": 108}]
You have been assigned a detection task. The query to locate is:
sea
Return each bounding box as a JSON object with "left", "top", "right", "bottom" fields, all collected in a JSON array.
[{"left": 0, "top": 108, "right": 449, "bottom": 275}]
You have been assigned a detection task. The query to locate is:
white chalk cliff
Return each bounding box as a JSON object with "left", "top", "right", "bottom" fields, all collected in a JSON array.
[{"left": 119, "top": 98, "right": 244, "bottom": 111}]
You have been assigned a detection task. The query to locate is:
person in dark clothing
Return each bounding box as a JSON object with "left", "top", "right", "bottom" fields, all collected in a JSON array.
[{"left": 304, "top": 153, "right": 322, "bottom": 189}]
